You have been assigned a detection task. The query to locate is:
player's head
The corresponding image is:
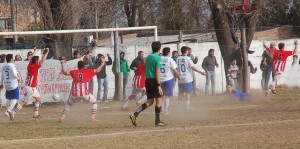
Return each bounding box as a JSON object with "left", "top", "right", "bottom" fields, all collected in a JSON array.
[
  {"left": 181, "top": 46, "right": 190, "bottom": 55},
  {"left": 77, "top": 60, "right": 85, "bottom": 69},
  {"left": 278, "top": 43, "right": 285, "bottom": 50},
  {"left": 208, "top": 49, "right": 215, "bottom": 56},
  {"left": 226, "top": 84, "right": 233, "bottom": 92},
  {"left": 231, "top": 58, "right": 237, "bottom": 65},
  {"left": 162, "top": 47, "right": 171, "bottom": 56},
  {"left": 151, "top": 41, "right": 161, "bottom": 53},
  {"left": 270, "top": 42, "right": 276, "bottom": 48},
  {"left": 5, "top": 54, "right": 14, "bottom": 63},
  {"left": 138, "top": 51, "right": 144, "bottom": 58},
  {"left": 31, "top": 56, "right": 39, "bottom": 64},
  {"left": 172, "top": 51, "right": 178, "bottom": 58}
]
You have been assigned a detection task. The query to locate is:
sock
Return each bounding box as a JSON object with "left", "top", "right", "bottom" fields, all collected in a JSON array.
[
  {"left": 8, "top": 99, "right": 17, "bottom": 112},
  {"left": 6, "top": 100, "right": 11, "bottom": 112},
  {"left": 123, "top": 99, "right": 131, "bottom": 108},
  {"left": 60, "top": 104, "right": 70, "bottom": 119},
  {"left": 164, "top": 97, "right": 170, "bottom": 113},
  {"left": 137, "top": 96, "right": 147, "bottom": 105},
  {"left": 91, "top": 103, "right": 97, "bottom": 119},
  {"left": 133, "top": 103, "right": 147, "bottom": 117},
  {"left": 155, "top": 106, "right": 161, "bottom": 123},
  {"left": 34, "top": 102, "right": 40, "bottom": 116},
  {"left": 13, "top": 103, "right": 23, "bottom": 114}
]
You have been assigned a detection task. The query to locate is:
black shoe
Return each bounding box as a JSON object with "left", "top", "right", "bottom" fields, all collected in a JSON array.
[
  {"left": 129, "top": 115, "right": 137, "bottom": 127},
  {"left": 155, "top": 121, "right": 166, "bottom": 127},
  {"left": 33, "top": 114, "right": 42, "bottom": 119}
]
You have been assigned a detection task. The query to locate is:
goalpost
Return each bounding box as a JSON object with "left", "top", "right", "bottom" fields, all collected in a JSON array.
[{"left": 0, "top": 26, "right": 158, "bottom": 102}]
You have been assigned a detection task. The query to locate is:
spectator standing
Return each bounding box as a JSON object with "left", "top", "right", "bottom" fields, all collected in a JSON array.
[
  {"left": 202, "top": 49, "right": 219, "bottom": 95},
  {"left": 227, "top": 59, "right": 239, "bottom": 89},
  {"left": 95, "top": 54, "right": 112, "bottom": 102}
]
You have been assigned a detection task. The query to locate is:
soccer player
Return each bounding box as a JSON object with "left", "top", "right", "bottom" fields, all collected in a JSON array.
[
  {"left": 12, "top": 48, "right": 49, "bottom": 118},
  {"left": 226, "top": 84, "right": 252, "bottom": 101},
  {"left": 129, "top": 41, "right": 165, "bottom": 127},
  {"left": 58, "top": 58, "right": 105, "bottom": 123},
  {"left": 263, "top": 40, "right": 298, "bottom": 95},
  {"left": 160, "top": 47, "right": 180, "bottom": 114},
  {"left": 122, "top": 57, "right": 147, "bottom": 110},
  {"left": 0, "top": 54, "right": 20, "bottom": 121},
  {"left": 177, "top": 46, "right": 205, "bottom": 109}
]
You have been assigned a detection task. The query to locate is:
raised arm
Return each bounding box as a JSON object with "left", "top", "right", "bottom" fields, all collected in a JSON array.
[
  {"left": 60, "top": 60, "right": 70, "bottom": 76},
  {"left": 95, "top": 57, "right": 106, "bottom": 73},
  {"left": 263, "top": 41, "right": 269, "bottom": 50},
  {"left": 39, "top": 48, "right": 50, "bottom": 65},
  {"left": 293, "top": 40, "right": 298, "bottom": 54},
  {"left": 106, "top": 54, "right": 112, "bottom": 65}
]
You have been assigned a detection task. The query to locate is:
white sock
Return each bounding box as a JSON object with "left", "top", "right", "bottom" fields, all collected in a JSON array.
[
  {"left": 137, "top": 95, "right": 147, "bottom": 105},
  {"left": 164, "top": 97, "right": 170, "bottom": 113},
  {"left": 60, "top": 104, "right": 70, "bottom": 119},
  {"left": 8, "top": 99, "right": 17, "bottom": 112},
  {"left": 123, "top": 99, "right": 131, "bottom": 108},
  {"left": 34, "top": 102, "right": 40, "bottom": 116},
  {"left": 6, "top": 100, "right": 11, "bottom": 112},
  {"left": 91, "top": 103, "right": 97, "bottom": 119},
  {"left": 186, "top": 100, "right": 191, "bottom": 109},
  {"left": 13, "top": 103, "right": 23, "bottom": 114}
]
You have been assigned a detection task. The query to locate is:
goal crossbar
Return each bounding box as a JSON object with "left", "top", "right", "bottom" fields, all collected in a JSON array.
[{"left": 0, "top": 26, "right": 158, "bottom": 41}]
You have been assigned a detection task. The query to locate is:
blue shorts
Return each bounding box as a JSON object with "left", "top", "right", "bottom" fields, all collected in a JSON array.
[
  {"left": 6, "top": 87, "right": 20, "bottom": 100},
  {"left": 178, "top": 82, "right": 193, "bottom": 94},
  {"left": 161, "top": 79, "right": 174, "bottom": 96}
]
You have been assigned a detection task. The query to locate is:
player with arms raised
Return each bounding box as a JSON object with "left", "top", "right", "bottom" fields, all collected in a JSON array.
[
  {"left": 0, "top": 54, "right": 20, "bottom": 121},
  {"left": 160, "top": 47, "right": 180, "bottom": 114},
  {"left": 58, "top": 58, "right": 105, "bottom": 123},
  {"left": 13, "top": 48, "right": 49, "bottom": 118},
  {"left": 177, "top": 46, "right": 205, "bottom": 109}
]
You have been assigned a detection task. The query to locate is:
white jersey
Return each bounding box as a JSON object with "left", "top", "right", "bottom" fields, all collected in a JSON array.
[
  {"left": 160, "top": 56, "right": 177, "bottom": 82},
  {"left": 176, "top": 55, "right": 194, "bottom": 83},
  {"left": 1, "top": 63, "right": 19, "bottom": 90}
]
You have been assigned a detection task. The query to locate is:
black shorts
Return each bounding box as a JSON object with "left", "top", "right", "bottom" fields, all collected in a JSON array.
[{"left": 145, "top": 78, "right": 162, "bottom": 99}]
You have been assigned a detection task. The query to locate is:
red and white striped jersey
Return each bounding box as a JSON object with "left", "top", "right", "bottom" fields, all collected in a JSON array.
[
  {"left": 26, "top": 61, "right": 41, "bottom": 87},
  {"left": 132, "top": 64, "right": 145, "bottom": 88},
  {"left": 70, "top": 69, "right": 96, "bottom": 96},
  {"left": 227, "top": 64, "right": 239, "bottom": 79},
  {"left": 268, "top": 48, "right": 293, "bottom": 72}
]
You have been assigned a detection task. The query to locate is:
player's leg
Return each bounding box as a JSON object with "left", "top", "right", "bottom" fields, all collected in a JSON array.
[
  {"left": 185, "top": 82, "right": 193, "bottom": 109},
  {"left": 84, "top": 94, "right": 98, "bottom": 122},
  {"left": 58, "top": 96, "right": 77, "bottom": 122},
  {"left": 32, "top": 88, "right": 42, "bottom": 118},
  {"left": 5, "top": 88, "right": 19, "bottom": 120},
  {"left": 178, "top": 83, "right": 184, "bottom": 108},
  {"left": 154, "top": 96, "right": 164, "bottom": 126},
  {"left": 162, "top": 80, "right": 173, "bottom": 114},
  {"left": 12, "top": 86, "right": 32, "bottom": 115},
  {"left": 122, "top": 91, "right": 135, "bottom": 110}
]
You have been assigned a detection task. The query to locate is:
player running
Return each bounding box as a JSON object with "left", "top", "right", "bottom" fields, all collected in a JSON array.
[
  {"left": 160, "top": 47, "right": 180, "bottom": 114},
  {"left": 58, "top": 58, "right": 105, "bottom": 123},
  {"left": 176, "top": 46, "right": 205, "bottom": 109},
  {"left": 129, "top": 41, "right": 165, "bottom": 127},
  {"left": 0, "top": 54, "right": 20, "bottom": 121},
  {"left": 122, "top": 57, "right": 147, "bottom": 110},
  {"left": 263, "top": 40, "right": 298, "bottom": 95},
  {"left": 12, "top": 48, "right": 49, "bottom": 118}
]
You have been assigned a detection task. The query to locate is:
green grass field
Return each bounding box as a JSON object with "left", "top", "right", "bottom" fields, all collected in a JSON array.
[{"left": 0, "top": 86, "right": 300, "bottom": 148}]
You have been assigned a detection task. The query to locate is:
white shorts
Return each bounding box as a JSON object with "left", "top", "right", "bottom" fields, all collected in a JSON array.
[
  {"left": 23, "top": 86, "right": 40, "bottom": 102},
  {"left": 67, "top": 94, "right": 96, "bottom": 105},
  {"left": 131, "top": 88, "right": 145, "bottom": 96}
]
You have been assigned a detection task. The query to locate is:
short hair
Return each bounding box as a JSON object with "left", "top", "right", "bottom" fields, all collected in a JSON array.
[
  {"left": 78, "top": 60, "right": 85, "bottom": 69},
  {"left": 97, "top": 53, "right": 104, "bottom": 59},
  {"left": 231, "top": 58, "right": 237, "bottom": 62},
  {"left": 151, "top": 41, "right": 161, "bottom": 53},
  {"left": 138, "top": 51, "right": 143, "bottom": 55},
  {"left": 6, "top": 54, "right": 13, "bottom": 62},
  {"left": 208, "top": 49, "right": 214, "bottom": 55},
  {"left": 181, "top": 46, "right": 190, "bottom": 54},
  {"left": 120, "top": 51, "right": 125, "bottom": 56},
  {"left": 73, "top": 50, "right": 79, "bottom": 56},
  {"left": 31, "top": 56, "right": 39, "bottom": 64},
  {"left": 293, "top": 55, "right": 298, "bottom": 58},
  {"left": 226, "top": 84, "right": 232, "bottom": 87},
  {"left": 162, "top": 47, "right": 171, "bottom": 56},
  {"left": 278, "top": 43, "right": 285, "bottom": 50},
  {"left": 27, "top": 51, "right": 33, "bottom": 55}
]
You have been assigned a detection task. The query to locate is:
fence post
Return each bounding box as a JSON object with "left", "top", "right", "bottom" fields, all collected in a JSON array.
[
  {"left": 113, "top": 31, "right": 123, "bottom": 101},
  {"left": 241, "top": 26, "right": 250, "bottom": 93}
]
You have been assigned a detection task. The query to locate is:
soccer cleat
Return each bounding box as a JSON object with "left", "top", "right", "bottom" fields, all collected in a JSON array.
[
  {"left": 57, "top": 118, "right": 64, "bottom": 123},
  {"left": 33, "top": 114, "right": 42, "bottom": 119},
  {"left": 91, "top": 118, "right": 99, "bottom": 122},
  {"left": 155, "top": 121, "right": 166, "bottom": 127},
  {"left": 129, "top": 115, "right": 137, "bottom": 127},
  {"left": 271, "top": 89, "right": 277, "bottom": 94},
  {"left": 7, "top": 111, "right": 14, "bottom": 121}
]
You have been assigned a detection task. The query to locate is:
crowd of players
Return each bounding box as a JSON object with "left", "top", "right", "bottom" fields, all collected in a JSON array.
[{"left": 0, "top": 39, "right": 298, "bottom": 127}]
